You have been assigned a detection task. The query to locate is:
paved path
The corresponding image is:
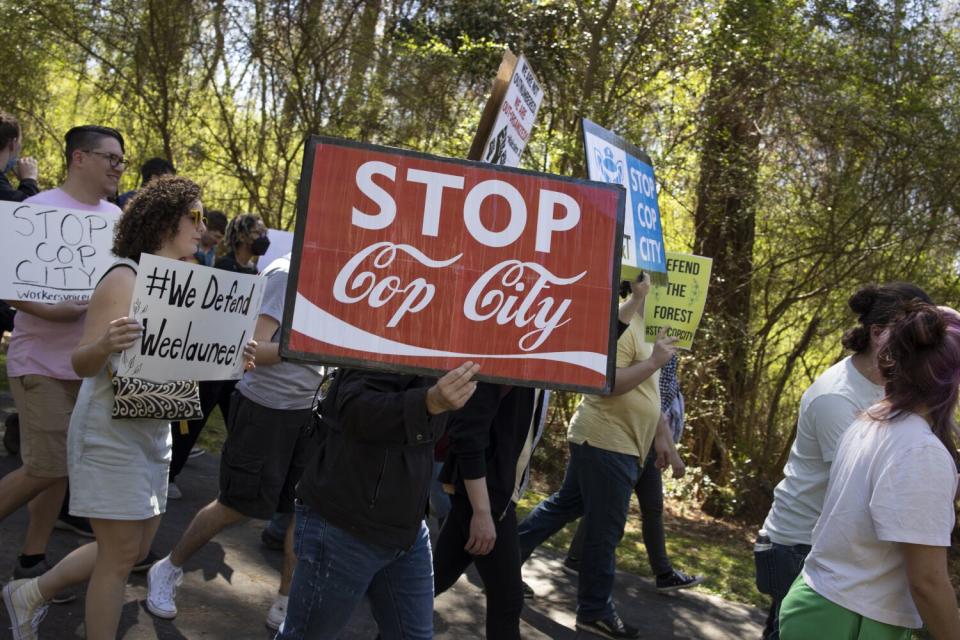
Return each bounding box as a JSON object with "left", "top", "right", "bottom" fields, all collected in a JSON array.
[{"left": 0, "top": 396, "right": 764, "bottom": 639}]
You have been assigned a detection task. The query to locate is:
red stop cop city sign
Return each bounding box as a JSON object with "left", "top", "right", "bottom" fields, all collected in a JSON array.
[{"left": 281, "top": 136, "right": 625, "bottom": 393}]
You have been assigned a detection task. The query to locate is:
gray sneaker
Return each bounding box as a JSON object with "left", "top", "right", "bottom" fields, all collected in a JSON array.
[{"left": 12, "top": 560, "right": 75, "bottom": 604}]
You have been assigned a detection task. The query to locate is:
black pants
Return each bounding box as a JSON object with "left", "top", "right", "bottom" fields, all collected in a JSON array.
[
  {"left": 169, "top": 379, "right": 237, "bottom": 482},
  {"left": 433, "top": 493, "right": 524, "bottom": 640},
  {"left": 567, "top": 448, "right": 672, "bottom": 577}
]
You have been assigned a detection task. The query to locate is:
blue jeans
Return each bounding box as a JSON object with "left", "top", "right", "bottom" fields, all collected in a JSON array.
[
  {"left": 755, "top": 539, "right": 811, "bottom": 640},
  {"left": 518, "top": 441, "right": 639, "bottom": 622},
  {"left": 276, "top": 504, "right": 434, "bottom": 640},
  {"left": 567, "top": 448, "right": 672, "bottom": 577}
]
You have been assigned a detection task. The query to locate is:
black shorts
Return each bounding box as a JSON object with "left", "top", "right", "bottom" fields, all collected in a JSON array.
[{"left": 218, "top": 391, "right": 318, "bottom": 520}]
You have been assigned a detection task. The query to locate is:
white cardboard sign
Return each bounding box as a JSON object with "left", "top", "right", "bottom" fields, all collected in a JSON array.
[
  {"left": 119, "top": 254, "right": 266, "bottom": 382},
  {"left": 0, "top": 201, "right": 120, "bottom": 302},
  {"left": 481, "top": 55, "right": 544, "bottom": 167}
]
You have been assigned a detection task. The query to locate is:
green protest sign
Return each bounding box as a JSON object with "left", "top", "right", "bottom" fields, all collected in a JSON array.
[{"left": 643, "top": 252, "right": 712, "bottom": 349}]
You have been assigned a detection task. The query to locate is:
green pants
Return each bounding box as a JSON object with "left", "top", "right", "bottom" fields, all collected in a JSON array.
[{"left": 779, "top": 575, "right": 912, "bottom": 640}]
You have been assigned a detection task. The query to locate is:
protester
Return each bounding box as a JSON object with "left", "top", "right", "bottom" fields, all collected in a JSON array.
[
  {"left": 0, "top": 125, "right": 124, "bottom": 603},
  {"left": 562, "top": 353, "right": 703, "bottom": 593},
  {"left": 276, "top": 363, "right": 481, "bottom": 639},
  {"left": 0, "top": 111, "right": 39, "bottom": 451},
  {"left": 116, "top": 156, "right": 175, "bottom": 209},
  {"left": 0, "top": 112, "right": 39, "bottom": 202},
  {"left": 433, "top": 385, "right": 548, "bottom": 640},
  {"left": 432, "top": 276, "right": 654, "bottom": 638},
  {"left": 147, "top": 251, "right": 321, "bottom": 631},
  {"left": 515, "top": 275, "right": 680, "bottom": 639},
  {"left": 166, "top": 212, "right": 269, "bottom": 500},
  {"left": 779, "top": 302, "right": 960, "bottom": 639},
  {"left": 219, "top": 213, "right": 269, "bottom": 274},
  {"left": 756, "top": 283, "right": 932, "bottom": 639},
  {"left": 1, "top": 175, "right": 256, "bottom": 640},
  {"left": 193, "top": 209, "right": 227, "bottom": 266}
]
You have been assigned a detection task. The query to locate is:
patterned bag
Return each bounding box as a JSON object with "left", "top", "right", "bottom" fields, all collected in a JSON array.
[{"left": 108, "top": 368, "right": 202, "bottom": 421}]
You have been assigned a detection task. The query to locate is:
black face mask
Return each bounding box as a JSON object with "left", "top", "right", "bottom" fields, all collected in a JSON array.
[{"left": 251, "top": 236, "right": 270, "bottom": 256}]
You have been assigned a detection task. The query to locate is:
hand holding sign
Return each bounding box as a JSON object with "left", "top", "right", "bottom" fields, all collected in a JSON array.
[
  {"left": 426, "top": 361, "right": 481, "bottom": 415},
  {"left": 101, "top": 316, "right": 143, "bottom": 352},
  {"left": 651, "top": 328, "right": 679, "bottom": 367},
  {"left": 243, "top": 340, "right": 258, "bottom": 371}
]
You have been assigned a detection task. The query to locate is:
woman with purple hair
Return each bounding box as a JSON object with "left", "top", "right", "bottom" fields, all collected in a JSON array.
[{"left": 779, "top": 302, "right": 960, "bottom": 639}]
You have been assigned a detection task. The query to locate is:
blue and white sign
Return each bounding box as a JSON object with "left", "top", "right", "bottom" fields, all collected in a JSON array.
[{"left": 582, "top": 118, "right": 666, "bottom": 281}]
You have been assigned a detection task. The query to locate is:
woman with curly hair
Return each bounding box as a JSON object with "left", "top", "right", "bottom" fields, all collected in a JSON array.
[
  {"left": 218, "top": 213, "right": 269, "bottom": 274},
  {"left": 779, "top": 302, "right": 960, "bottom": 639},
  {"left": 1, "top": 176, "right": 256, "bottom": 640}
]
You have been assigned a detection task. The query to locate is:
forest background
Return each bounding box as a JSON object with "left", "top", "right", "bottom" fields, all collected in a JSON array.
[{"left": 3, "top": 0, "right": 960, "bottom": 525}]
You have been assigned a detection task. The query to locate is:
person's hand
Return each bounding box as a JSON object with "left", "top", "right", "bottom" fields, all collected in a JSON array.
[
  {"left": 652, "top": 328, "right": 678, "bottom": 367},
  {"left": 14, "top": 157, "right": 38, "bottom": 181},
  {"left": 242, "top": 339, "right": 257, "bottom": 371},
  {"left": 665, "top": 448, "right": 686, "bottom": 479},
  {"left": 465, "top": 509, "right": 497, "bottom": 555},
  {"left": 100, "top": 317, "right": 142, "bottom": 353},
  {"left": 426, "top": 361, "right": 481, "bottom": 415},
  {"left": 629, "top": 272, "right": 650, "bottom": 300}
]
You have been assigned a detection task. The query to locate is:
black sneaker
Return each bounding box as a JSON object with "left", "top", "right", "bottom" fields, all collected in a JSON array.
[
  {"left": 522, "top": 580, "right": 535, "bottom": 600},
  {"left": 562, "top": 556, "right": 580, "bottom": 576},
  {"left": 54, "top": 514, "right": 95, "bottom": 538},
  {"left": 261, "top": 527, "right": 285, "bottom": 551},
  {"left": 655, "top": 568, "right": 704, "bottom": 593},
  {"left": 132, "top": 550, "right": 160, "bottom": 573},
  {"left": 576, "top": 612, "right": 640, "bottom": 639},
  {"left": 13, "top": 558, "right": 76, "bottom": 604}
]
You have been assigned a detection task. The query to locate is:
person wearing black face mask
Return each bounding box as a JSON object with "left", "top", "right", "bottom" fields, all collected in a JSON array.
[{"left": 215, "top": 213, "right": 269, "bottom": 275}]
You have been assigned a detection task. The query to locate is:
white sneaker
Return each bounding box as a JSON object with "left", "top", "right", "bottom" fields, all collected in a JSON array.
[
  {"left": 167, "top": 482, "right": 183, "bottom": 500},
  {"left": 265, "top": 594, "right": 288, "bottom": 631},
  {"left": 2, "top": 578, "right": 49, "bottom": 640},
  {"left": 146, "top": 556, "right": 183, "bottom": 619}
]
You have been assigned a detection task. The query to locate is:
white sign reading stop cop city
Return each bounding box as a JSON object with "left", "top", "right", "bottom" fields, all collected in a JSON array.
[
  {"left": 0, "top": 201, "right": 121, "bottom": 302},
  {"left": 481, "top": 55, "right": 544, "bottom": 168}
]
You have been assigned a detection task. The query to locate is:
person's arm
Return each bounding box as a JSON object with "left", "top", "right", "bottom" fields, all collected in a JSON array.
[
  {"left": 446, "top": 382, "right": 503, "bottom": 555},
  {"left": 7, "top": 299, "right": 89, "bottom": 322},
  {"left": 337, "top": 363, "right": 480, "bottom": 445},
  {"left": 610, "top": 329, "right": 677, "bottom": 396},
  {"left": 251, "top": 314, "right": 281, "bottom": 366},
  {"left": 617, "top": 273, "right": 649, "bottom": 325},
  {"left": 903, "top": 544, "right": 960, "bottom": 639},
  {"left": 71, "top": 268, "right": 141, "bottom": 377},
  {"left": 464, "top": 477, "right": 497, "bottom": 555}
]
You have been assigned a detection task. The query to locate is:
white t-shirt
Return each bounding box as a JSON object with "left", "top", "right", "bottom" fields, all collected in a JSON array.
[
  {"left": 802, "top": 412, "right": 957, "bottom": 629},
  {"left": 763, "top": 357, "right": 883, "bottom": 545}
]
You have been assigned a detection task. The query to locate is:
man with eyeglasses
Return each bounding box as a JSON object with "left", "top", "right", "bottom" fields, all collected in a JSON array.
[{"left": 0, "top": 125, "right": 125, "bottom": 596}]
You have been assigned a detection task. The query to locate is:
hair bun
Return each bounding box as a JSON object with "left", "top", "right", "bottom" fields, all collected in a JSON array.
[
  {"left": 848, "top": 285, "right": 880, "bottom": 317},
  {"left": 897, "top": 302, "right": 946, "bottom": 349}
]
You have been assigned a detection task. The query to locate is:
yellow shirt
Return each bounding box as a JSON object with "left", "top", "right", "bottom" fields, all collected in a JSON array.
[{"left": 568, "top": 314, "right": 661, "bottom": 458}]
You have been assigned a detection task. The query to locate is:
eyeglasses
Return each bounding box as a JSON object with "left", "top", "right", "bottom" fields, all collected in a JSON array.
[
  {"left": 85, "top": 150, "right": 128, "bottom": 169},
  {"left": 188, "top": 209, "right": 208, "bottom": 227}
]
